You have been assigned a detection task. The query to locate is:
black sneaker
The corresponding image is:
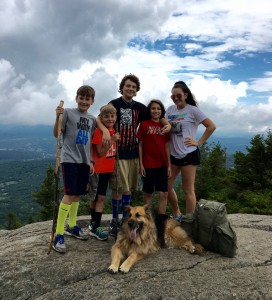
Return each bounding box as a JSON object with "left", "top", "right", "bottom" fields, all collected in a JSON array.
[{"left": 109, "top": 219, "right": 121, "bottom": 237}]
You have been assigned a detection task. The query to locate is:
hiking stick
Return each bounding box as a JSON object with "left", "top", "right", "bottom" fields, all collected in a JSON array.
[
  {"left": 47, "top": 100, "right": 64, "bottom": 255},
  {"left": 114, "top": 125, "right": 120, "bottom": 241}
]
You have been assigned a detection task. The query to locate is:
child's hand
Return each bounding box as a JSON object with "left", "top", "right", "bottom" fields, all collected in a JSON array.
[
  {"left": 102, "top": 129, "right": 111, "bottom": 146},
  {"left": 56, "top": 106, "right": 64, "bottom": 117},
  {"left": 111, "top": 132, "right": 120, "bottom": 142},
  {"left": 161, "top": 124, "right": 171, "bottom": 134},
  {"left": 167, "top": 166, "right": 171, "bottom": 178}
]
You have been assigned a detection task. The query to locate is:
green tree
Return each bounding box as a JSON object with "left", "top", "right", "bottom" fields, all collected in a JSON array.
[
  {"left": 195, "top": 142, "right": 228, "bottom": 199},
  {"left": 232, "top": 133, "right": 270, "bottom": 191},
  {"left": 6, "top": 213, "right": 21, "bottom": 230},
  {"left": 32, "top": 165, "right": 57, "bottom": 221}
]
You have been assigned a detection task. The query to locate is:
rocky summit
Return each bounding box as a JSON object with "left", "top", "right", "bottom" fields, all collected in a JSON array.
[{"left": 0, "top": 214, "right": 271, "bottom": 300}]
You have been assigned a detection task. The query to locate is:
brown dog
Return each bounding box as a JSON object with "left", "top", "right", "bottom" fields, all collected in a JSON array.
[{"left": 108, "top": 205, "right": 204, "bottom": 274}]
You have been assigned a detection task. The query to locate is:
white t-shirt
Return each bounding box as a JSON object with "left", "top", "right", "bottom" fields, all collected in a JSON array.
[{"left": 165, "top": 104, "right": 207, "bottom": 159}]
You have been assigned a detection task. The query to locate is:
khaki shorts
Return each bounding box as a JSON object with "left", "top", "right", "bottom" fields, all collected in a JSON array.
[
  {"left": 109, "top": 158, "right": 139, "bottom": 194},
  {"left": 85, "top": 173, "right": 98, "bottom": 201}
]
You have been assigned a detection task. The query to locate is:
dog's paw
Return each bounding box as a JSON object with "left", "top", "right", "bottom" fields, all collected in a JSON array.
[
  {"left": 189, "top": 246, "right": 196, "bottom": 254},
  {"left": 108, "top": 265, "right": 119, "bottom": 274},
  {"left": 194, "top": 243, "right": 205, "bottom": 254},
  {"left": 119, "top": 264, "right": 130, "bottom": 273}
]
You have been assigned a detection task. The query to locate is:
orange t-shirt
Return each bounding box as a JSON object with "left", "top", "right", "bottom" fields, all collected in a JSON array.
[{"left": 92, "top": 128, "right": 116, "bottom": 173}]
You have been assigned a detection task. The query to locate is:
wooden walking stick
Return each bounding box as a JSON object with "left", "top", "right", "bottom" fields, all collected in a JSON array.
[
  {"left": 114, "top": 126, "right": 120, "bottom": 241},
  {"left": 47, "top": 100, "right": 64, "bottom": 254}
]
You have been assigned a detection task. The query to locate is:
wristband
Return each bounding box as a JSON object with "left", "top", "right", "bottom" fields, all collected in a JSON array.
[{"left": 90, "top": 160, "right": 95, "bottom": 165}]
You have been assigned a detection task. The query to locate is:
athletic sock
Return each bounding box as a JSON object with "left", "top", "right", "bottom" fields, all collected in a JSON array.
[
  {"left": 56, "top": 203, "right": 71, "bottom": 235},
  {"left": 93, "top": 212, "right": 102, "bottom": 230},
  {"left": 68, "top": 201, "right": 79, "bottom": 228},
  {"left": 90, "top": 208, "right": 95, "bottom": 223},
  {"left": 111, "top": 199, "right": 119, "bottom": 220},
  {"left": 122, "top": 194, "right": 131, "bottom": 219}
]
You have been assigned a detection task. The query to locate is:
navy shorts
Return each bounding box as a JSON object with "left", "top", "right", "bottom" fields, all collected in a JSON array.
[
  {"left": 142, "top": 166, "right": 168, "bottom": 194},
  {"left": 170, "top": 148, "right": 200, "bottom": 167},
  {"left": 96, "top": 172, "right": 112, "bottom": 196},
  {"left": 61, "top": 163, "right": 90, "bottom": 195}
]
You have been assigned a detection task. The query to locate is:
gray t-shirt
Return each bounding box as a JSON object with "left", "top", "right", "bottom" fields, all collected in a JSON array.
[
  {"left": 165, "top": 104, "right": 207, "bottom": 159},
  {"left": 61, "top": 108, "right": 96, "bottom": 165}
]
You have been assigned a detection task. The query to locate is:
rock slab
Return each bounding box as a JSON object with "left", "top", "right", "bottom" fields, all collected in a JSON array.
[{"left": 0, "top": 214, "right": 271, "bottom": 300}]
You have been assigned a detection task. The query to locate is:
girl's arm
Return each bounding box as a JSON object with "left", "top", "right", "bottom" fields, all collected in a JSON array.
[
  {"left": 165, "top": 141, "right": 171, "bottom": 178},
  {"left": 138, "top": 141, "right": 146, "bottom": 177},
  {"left": 160, "top": 117, "right": 171, "bottom": 134},
  {"left": 185, "top": 118, "right": 216, "bottom": 147}
]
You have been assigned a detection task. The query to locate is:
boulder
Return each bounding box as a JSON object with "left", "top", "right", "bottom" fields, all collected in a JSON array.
[{"left": 0, "top": 214, "right": 271, "bottom": 300}]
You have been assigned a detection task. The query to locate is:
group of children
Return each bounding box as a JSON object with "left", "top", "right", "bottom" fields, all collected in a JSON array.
[
  {"left": 52, "top": 74, "right": 171, "bottom": 253},
  {"left": 53, "top": 74, "right": 216, "bottom": 253}
]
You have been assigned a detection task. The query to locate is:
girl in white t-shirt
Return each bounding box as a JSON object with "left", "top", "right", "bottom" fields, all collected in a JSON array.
[{"left": 165, "top": 81, "right": 216, "bottom": 219}]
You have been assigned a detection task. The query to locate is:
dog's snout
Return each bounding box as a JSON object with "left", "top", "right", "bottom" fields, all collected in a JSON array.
[{"left": 128, "top": 220, "right": 136, "bottom": 228}]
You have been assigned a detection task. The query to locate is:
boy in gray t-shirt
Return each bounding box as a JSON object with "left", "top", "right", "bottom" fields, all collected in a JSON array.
[{"left": 53, "top": 85, "right": 96, "bottom": 254}]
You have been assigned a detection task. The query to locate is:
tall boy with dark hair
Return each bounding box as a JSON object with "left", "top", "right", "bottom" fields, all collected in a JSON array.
[{"left": 97, "top": 74, "right": 171, "bottom": 236}]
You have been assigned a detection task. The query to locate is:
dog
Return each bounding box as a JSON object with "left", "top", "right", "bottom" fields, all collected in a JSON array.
[{"left": 108, "top": 205, "right": 204, "bottom": 274}]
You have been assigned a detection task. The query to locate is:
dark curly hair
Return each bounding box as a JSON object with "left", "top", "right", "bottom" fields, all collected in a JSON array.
[
  {"left": 172, "top": 81, "right": 197, "bottom": 106},
  {"left": 119, "top": 74, "right": 140, "bottom": 94}
]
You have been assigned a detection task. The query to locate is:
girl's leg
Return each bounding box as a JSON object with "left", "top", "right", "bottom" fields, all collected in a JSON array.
[
  {"left": 144, "top": 193, "right": 153, "bottom": 207},
  {"left": 180, "top": 164, "right": 197, "bottom": 214},
  {"left": 168, "top": 165, "right": 181, "bottom": 217},
  {"left": 157, "top": 191, "right": 168, "bottom": 214}
]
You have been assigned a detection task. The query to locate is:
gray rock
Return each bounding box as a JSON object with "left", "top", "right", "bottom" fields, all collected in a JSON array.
[{"left": 0, "top": 214, "right": 271, "bottom": 300}]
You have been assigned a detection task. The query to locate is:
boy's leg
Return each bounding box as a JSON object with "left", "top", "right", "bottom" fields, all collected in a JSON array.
[
  {"left": 53, "top": 199, "right": 71, "bottom": 253},
  {"left": 56, "top": 201, "right": 71, "bottom": 235},
  {"left": 121, "top": 194, "right": 131, "bottom": 219},
  {"left": 68, "top": 200, "right": 79, "bottom": 228}
]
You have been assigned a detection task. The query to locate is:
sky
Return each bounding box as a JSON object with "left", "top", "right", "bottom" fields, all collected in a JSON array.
[{"left": 0, "top": 0, "right": 272, "bottom": 137}]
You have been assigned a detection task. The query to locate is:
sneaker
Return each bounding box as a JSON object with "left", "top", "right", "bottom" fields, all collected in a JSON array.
[
  {"left": 175, "top": 214, "right": 184, "bottom": 222},
  {"left": 109, "top": 219, "right": 121, "bottom": 237},
  {"left": 89, "top": 227, "right": 108, "bottom": 241},
  {"left": 88, "top": 221, "right": 94, "bottom": 231},
  {"left": 64, "top": 225, "right": 89, "bottom": 240},
  {"left": 53, "top": 234, "right": 66, "bottom": 253}
]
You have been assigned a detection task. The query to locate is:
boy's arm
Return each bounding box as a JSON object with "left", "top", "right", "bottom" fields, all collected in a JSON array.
[
  {"left": 96, "top": 116, "right": 111, "bottom": 144},
  {"left": 53, "top": 106, "right": 64, "bottom": 137},
  {"left": 160, "top": 117, "right": 171, "bottom": 133},
  {"left": 96, "top": 143, "right": 111, "bottom": 157}
]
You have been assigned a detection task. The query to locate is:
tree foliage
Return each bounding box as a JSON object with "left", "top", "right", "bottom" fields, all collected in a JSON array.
[{"left": 32, "top": 165, "right": 56, "bottom": 221}]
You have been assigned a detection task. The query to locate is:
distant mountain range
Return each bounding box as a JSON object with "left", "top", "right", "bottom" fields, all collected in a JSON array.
[{"left": 0, "top": 124, "right": 254, "bottom": 162}]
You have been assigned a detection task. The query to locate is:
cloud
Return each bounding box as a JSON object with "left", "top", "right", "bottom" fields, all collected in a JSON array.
[{"left": 0, "top": 0, "right": 271, "bottom": 137}]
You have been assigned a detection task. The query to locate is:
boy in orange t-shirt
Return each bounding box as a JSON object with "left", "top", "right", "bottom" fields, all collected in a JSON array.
[{"left": 88, "top": 104, "right": 119, "bottom": 240}]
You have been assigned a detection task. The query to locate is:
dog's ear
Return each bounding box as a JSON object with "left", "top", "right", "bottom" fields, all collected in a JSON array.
[
  {"left": 144, "top": 204, "right": 151, "bottom": 214},
  {"left": 123, "top": 205, "right": 131, "bottom": 214}
]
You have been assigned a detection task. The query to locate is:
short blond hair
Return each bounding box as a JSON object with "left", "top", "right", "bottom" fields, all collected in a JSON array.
[{"left": 100, "top": 104, "right": 117, "bottom": 116}]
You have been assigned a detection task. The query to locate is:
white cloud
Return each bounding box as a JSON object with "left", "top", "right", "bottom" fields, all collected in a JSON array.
[{"left": 0, "top": 0, "right": 271, "bottom": 136}]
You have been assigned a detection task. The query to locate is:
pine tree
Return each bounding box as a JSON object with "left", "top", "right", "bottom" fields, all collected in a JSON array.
[
  {"left": 32, "top": 165, "right": 57, "bottom": 221},
  {"left": 6, "top": 213, "right": 21, "bottom": 230}
]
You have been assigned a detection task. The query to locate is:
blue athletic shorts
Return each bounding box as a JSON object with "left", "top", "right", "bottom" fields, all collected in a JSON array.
[{"left": 61, "top": 163, "right": 90, "bottom": 195}]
